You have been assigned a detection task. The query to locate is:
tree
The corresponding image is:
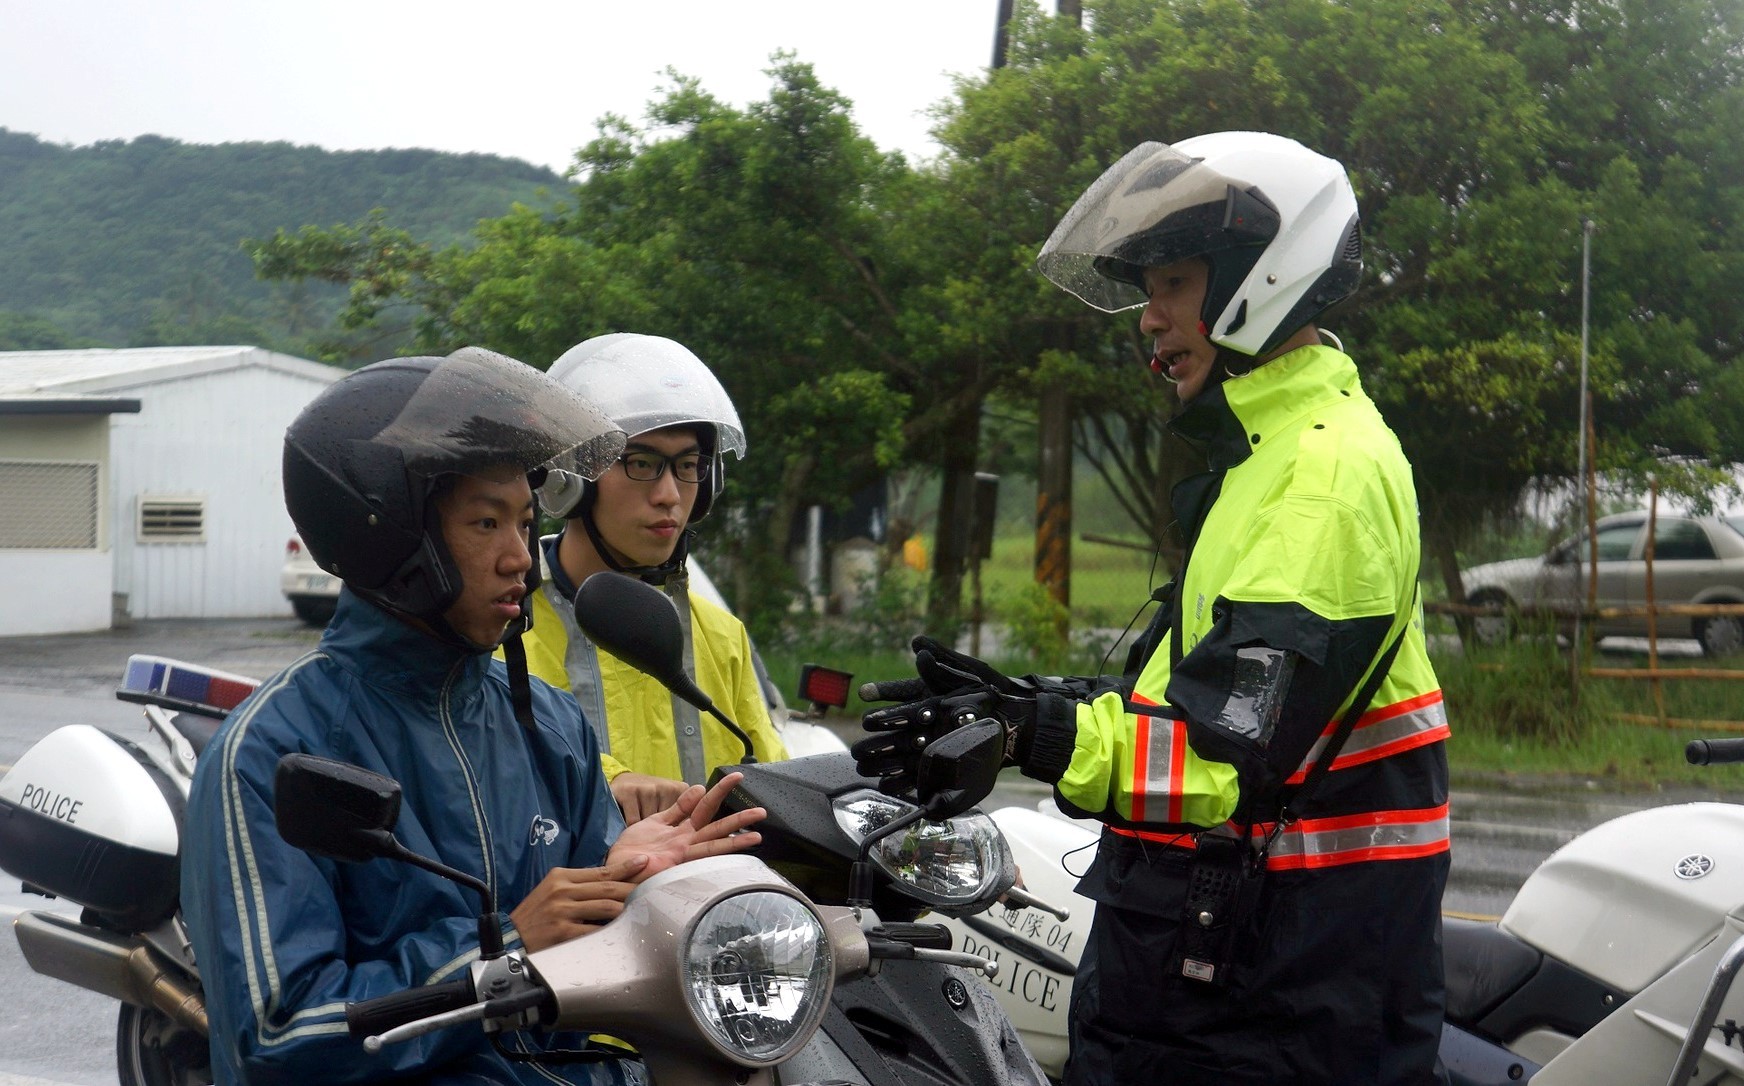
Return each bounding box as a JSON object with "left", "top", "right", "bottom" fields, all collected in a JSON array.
[
  {"left": 248, "top": 0, "right": 1744, "bottom": 644},
  {"left": 927, "top": 0, "right": 1744, "bottom": 617},
  {"left": 250, "top": 59, "right": 916, "bottom": 639},
  {"left": 0, "top": 311, "right": 81, "bottom": 350}
]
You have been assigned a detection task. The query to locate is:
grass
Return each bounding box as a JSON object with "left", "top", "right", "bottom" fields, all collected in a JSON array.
[
  {"left": 1438, "top": 636, "right": 1744, "bottom": 790},
  {"left": 902, "top": 529, "right": 1163, "bottom": 631}
]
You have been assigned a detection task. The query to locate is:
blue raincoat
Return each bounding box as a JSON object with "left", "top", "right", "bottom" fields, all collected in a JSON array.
[{"left": 183, "top": 589, "right": 636, "bottom": 1085}]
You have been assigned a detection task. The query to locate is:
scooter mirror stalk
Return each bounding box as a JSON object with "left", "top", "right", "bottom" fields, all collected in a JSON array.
[
  {"left": 572, "top": 571, "right": 757, "bottom": 763},
  {"left": 273, "top": 753, "right": 505, "bottom": 959}
]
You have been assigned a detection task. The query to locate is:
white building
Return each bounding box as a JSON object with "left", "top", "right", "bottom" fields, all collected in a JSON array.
[{"left": 0, "top": 347, "right": 345, "bottom": 635}]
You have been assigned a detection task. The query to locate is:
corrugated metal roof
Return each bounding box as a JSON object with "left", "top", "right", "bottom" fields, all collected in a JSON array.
[{"left": 0, "top": 345, "right": 345, "bottom": 394}]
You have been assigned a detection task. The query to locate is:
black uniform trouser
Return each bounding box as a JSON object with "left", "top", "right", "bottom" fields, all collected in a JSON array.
[{"left": 1064, "top": 833, "right": 1450, "bottom": 1086}]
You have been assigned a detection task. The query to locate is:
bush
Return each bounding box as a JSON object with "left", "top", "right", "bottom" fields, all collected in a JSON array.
[
  {"left": 1435, "top": 639, "right": 1614, "bottom": 745},
  {"left": 990, "top": 582, "right": 1071, "bottom": 665}
]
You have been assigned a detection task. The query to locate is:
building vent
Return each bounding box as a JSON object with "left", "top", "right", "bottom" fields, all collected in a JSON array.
[
  {"left": 138, "top": 495, "right": 206, "bottom": 542},
  {"left": 0, "top": 461, "right": 99, "bottom": 549}
]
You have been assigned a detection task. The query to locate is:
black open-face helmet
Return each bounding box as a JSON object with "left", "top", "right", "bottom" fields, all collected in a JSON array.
[{"left": 283, "top": 346, "right": 625, "bottom": 646}]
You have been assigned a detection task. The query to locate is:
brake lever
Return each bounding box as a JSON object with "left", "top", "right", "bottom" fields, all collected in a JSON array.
[
  {"left": 366, "top": 1002, "right": 492, "bottom": 1053},
  {"left": 1001, "top": 883, "right": 1071, "bottom": 922},
  {"left": 866, "top": 934, "right": 1000, "bottom": 978}
]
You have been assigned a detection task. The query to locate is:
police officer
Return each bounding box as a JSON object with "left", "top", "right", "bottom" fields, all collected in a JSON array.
[{"left": 855, "top": 132, "right": 1450, "bottom": 1084}]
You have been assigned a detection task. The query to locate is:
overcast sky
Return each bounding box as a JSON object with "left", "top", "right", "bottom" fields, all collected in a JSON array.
[{"left": 2, "top": 0, "right": 1002, "bottom": 172}]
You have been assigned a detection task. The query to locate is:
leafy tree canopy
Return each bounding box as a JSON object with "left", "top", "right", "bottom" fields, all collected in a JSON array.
[
  {"left": 250, "top": 59, "right": 916, "bottom": 632},
  {"left": 931, "top": 0, "right": 1744, "bottom": 601},
  {"left": 248, "top": 0, "right": 1744, "bottom": 630}
]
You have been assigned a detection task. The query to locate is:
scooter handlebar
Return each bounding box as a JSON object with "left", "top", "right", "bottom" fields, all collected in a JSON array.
[
  {"left": 347, "top": 978, "right": 475, "bottom": 1040},
  {"left": 1685, "top": 738, "right": 1744, "bottom": 766}
]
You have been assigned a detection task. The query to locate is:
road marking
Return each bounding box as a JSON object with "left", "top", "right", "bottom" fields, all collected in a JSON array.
[
  {"left": 1442, "top": 907, "right": 1503, "bottom": 922},
  {"left": 0, "top": 1074, "right": 94, "bottom": 1086}
]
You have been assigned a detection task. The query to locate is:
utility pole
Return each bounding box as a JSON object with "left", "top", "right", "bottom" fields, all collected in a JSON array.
[
  {"left": 1026, "top": 1, "right": 1083, "bottom": 628},
  {"left": 993, "top": 0, "right": 1015, "bottom": 68},
  {"left": 1574, "top": 217, "right": 1596, "bottom": 697}
]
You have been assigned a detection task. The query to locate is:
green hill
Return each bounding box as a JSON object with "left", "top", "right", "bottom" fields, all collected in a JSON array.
[{"left": 0, "top": 128, "right": 565, "bottom": 352}]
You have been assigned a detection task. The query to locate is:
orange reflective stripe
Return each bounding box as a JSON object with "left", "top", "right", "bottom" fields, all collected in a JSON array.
[
  {"left": 1129, "top": 692, "right": 1186, "bottom": 824},
  {"left": 1109, "top": 801, "right": 1451, "bottom": 871},
  {"left": 1130, "top": 712, "right": 1150, "bottom": 822},
  {"left": 1109, "top": 825, "right": 1200, "bottom": 847},
  {"left": 1255, "top": 802, "right": 1450, "bottom": 871},
  {"left": 1285, "top": 690, "right": 1449, "bottom": 784}
]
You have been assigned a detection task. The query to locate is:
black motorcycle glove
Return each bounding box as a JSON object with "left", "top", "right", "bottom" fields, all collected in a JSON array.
[{"left": 852, "top": 637, "right": 1078, "bottom": 796}]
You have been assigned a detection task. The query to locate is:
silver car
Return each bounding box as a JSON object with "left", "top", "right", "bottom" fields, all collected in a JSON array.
[{"left": 1461, "top": 512, "right": 1744, "bottom": 656}]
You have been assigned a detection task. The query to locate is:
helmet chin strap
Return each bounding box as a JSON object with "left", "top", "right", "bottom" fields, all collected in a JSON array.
[{"left": 574, "top": 495, "right": 692, "bottom": 587}]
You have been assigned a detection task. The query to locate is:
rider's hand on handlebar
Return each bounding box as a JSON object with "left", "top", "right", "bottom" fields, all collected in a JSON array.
[
  {"left": 853, "top": 637, "right": 1039, "bottom": 797},
  {"left": 510, "top": 854, "right": 649, "bottom": 952},
  {"left": 610, "top": 771, "right": 689, "bottom": 825},
  {"left": 607, "top": 772, "right": 766, "bottom": 881}
]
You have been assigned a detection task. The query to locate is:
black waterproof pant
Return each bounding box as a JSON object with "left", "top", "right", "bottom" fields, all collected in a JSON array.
[{"left": 1064, "top": 834, "right": 1450, "bottom": 1085}]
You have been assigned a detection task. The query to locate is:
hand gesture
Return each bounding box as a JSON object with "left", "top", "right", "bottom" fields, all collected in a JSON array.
[
  {"left": 610, "top": 771, "right": 690, "bottom": 824},
  {"left": 852, "top": 637, "right": 1036, "bottom": 795},
  {"left": 606, "top": 772, "right": 766, "bottom": 880},
  {"left": 510, "top": 854, "right": 648, "bottom": 952}
]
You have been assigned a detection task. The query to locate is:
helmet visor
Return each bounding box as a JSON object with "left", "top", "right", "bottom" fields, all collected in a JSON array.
[
  {"left": 373, "top": 346, "right": 626, "bottom": 481},
  {"left": 1037, "top": 141, "right": 1280, "bottom": 313}
]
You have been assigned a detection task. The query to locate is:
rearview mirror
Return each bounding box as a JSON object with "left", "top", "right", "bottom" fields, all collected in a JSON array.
[
  {"left": 273, "top": 753, "right": 402, "bottom": 863},
  {"left": 573, "top": 572, "right": 714, "bottom": 712},
  {"left": 915, "top": 718, "right": 1006, "bottom": 819},
  {"left": 273, "top": 753, "right": 508, "bottom": 958}
]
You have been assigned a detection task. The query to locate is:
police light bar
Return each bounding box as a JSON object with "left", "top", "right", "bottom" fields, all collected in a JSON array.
[
  {"left": 797, "top": 664, "right": 854, "bottom": 711},
  {"left": 117, "top": 655, "right": 260, "bottom": 719}
]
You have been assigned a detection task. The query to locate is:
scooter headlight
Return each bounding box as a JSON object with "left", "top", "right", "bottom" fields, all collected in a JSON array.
[
  {"left": 683, "top": 890, "right": 833, "bottom": 1064},
  {"left": 833, "top": 790, "right": 1011, "bottom": 912}
]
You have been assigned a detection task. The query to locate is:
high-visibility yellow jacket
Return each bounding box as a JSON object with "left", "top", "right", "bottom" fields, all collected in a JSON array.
[
  {"left": 1027, "top": 345, "right": 1448, "bottom": 868},
  {"left": 514, "top": 542, "right": 787, "bottom": 784}
]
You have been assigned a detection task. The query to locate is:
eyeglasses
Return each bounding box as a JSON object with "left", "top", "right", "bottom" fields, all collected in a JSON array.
[{"left": 616, "top": 450, "right": 712, "bottom": 485}]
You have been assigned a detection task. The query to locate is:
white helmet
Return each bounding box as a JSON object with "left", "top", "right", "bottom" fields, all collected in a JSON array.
[
  {"left": 538, "top": 333, "right": 746, "bottom": 522},
  {"left": 1036, "top": 131, "right": 1361, "bottom": 358}
]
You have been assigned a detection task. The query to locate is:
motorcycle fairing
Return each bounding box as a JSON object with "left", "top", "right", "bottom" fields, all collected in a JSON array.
[{"left": 0, "top": 725, "right": 185, "bottom": 929}]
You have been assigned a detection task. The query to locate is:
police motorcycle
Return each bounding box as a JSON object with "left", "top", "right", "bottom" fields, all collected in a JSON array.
[
  {"left": 1430, "top": 736, "right": 1744, "bottom": 1086},
  {"left": 0, "top": 653, "right": 248, "bottom": 1085}
]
